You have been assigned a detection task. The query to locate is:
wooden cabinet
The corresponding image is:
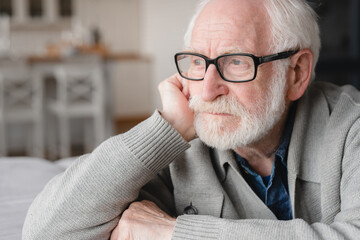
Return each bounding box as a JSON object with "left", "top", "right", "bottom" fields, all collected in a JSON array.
[{"left": 3, "top": 0, "right": 73, "bottom": 24}]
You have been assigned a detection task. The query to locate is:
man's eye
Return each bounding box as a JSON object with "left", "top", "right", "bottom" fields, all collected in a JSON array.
[
  {"left": 194, "top": 59, "right": 203, "bottom": 65},
  {"left": 231, "top": 59, "right": 242, "bottom": 65}
]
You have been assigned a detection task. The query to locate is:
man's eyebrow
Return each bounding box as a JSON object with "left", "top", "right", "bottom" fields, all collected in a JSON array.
[
  {"left": 218, "top": 47, "right": 249, "bottom": 55},
  {"left": 183, "top": 47, "right": 202, "bottom": 54}
]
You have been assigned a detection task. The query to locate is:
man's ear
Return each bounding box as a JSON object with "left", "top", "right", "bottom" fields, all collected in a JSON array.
[{"left": 286, "top": 49, "right": 313, "bottom": 101}]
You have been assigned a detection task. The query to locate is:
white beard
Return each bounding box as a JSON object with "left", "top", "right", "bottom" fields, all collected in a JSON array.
[{"left": 189, "top": 62, "right": 288, "bottom": 150}]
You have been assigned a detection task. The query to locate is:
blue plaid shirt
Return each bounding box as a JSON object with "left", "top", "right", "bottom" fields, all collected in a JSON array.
[{"left": 234, "top": 105, "right": 296, "bottom": 220}]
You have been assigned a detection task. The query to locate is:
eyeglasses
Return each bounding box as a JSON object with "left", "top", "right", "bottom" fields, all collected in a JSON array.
[{"left": 174, "top": 49, "right": 299, "bottom": 83}]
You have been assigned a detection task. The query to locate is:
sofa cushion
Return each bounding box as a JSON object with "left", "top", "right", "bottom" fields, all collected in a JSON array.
[{"left": 0, "top": 157, "right": 67, "bottom": 240}]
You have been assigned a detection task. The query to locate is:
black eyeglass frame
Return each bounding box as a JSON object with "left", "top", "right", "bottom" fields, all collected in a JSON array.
[{"left": 174, "top": 49, "right": 299, "bottom": 83}]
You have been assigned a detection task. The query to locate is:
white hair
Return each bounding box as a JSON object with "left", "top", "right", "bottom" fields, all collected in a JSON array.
[{"left": 184, "top": 0, "right": 321, "bottom": 80}]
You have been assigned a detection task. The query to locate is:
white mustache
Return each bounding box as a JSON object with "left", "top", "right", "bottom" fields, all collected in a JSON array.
[{"left": 188, "top": 95, "right": 250, "bottom": 117}]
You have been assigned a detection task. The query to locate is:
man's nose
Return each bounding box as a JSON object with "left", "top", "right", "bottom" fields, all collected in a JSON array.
[{"left": 201, "top": 64, "right": 229, "bottom": 102}]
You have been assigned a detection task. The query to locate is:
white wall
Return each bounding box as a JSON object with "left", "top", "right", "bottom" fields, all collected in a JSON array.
[
  {"left": 74, "top": 0, "right": 140, "bottom": 53},
  {"left": 10, "top": 0, "right": 140, "bottom": 55},
  {"left": 110, "top": 59, "right": 152, "bottom": 116},
  {"left": 10, "top": 30, "right": 61, "bottom": 56},
  {"left": 139, "top": 0, "right": 199, "bottom": 109}
]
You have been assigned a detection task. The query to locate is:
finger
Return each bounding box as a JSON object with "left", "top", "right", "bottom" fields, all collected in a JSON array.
[
  {"left": 158, "top": 75, "right": 181, "bottom": 103},
  {"left": 129, "top": 200, "right": 158, "bottom": 213},
  {"left": 129, "top": 201, "right": 169, "bottom": 219},
  {"left": 157, "top": 73, "right": 196, "bottom": 141},
  {"left": 178, "top": 74, "right": 190, "bottom": 99},
  {"left": 163, "top": 73, "right": 183, "bottom": 91},
  {"left": 110, "top": 222, "right": 120, "bottom": 240}
]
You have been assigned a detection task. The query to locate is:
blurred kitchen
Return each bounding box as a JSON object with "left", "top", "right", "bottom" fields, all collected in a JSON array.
[
  {"left": 0, "top": 0, "right": 359, "bottom": 159},
  {"left": 0, "top": 0, "right": 199, "bottom": 159}
]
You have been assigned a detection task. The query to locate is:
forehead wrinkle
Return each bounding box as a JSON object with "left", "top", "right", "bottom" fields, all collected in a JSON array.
[
  {"left": 190, "top": 30, "right": 253, "bottom": 56},
  {"left": 194, "top": 27, "right": 239, "bottom": 43},
  {"left": 186, "top": 45, "right": 255, "bottom": 58},
  {"left": 192, "top": 24, "right": 264, "bottom": 56}
]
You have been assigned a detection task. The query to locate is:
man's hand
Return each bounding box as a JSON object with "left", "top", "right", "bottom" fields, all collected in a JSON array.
[
  {"left": 158, "top": 74, "right": 196, "bottom": 142},
  {"left": 110, "top": 200, "right": 176, "bottom": 240}
]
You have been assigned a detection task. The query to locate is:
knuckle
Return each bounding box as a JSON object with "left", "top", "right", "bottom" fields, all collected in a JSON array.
[
  {"left": 117, "top": 220, "right": 130, "bottom": 238},
  {"left": 142, "top": 200, "right": 155, "bottom": 206},
  {"left": 121, "top": 209, "right": 132, "bottom": 220},
  {"left": 129, "top": 201, "right": 142, "bottom": 208},
  {"left": 158, "top": 80, "right": 167, "bottom": 91},
  {"left": 119, "top": 213, "right": 134, "bottom": 230}
]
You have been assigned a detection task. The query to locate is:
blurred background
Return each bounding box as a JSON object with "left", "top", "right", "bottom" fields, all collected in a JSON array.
[
  {"left": 314, "top": 0, "right": 360, "bottom": 89},
  {"left": 0, "top": 0, "right": 359, "bottom": 159},
  {"left": 0, "top": 0, "right": 199, "bottom": 159},
  {"left": 0, "top": 1, "right": 359, "bottom": 239}
]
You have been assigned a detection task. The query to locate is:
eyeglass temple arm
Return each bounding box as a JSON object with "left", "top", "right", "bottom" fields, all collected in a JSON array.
[{"left": 259, "top": 50, "right": 299, "bottom": 64}]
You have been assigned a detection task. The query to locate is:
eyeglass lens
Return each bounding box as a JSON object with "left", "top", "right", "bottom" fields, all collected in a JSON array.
[{"left": 176, "top": 54, "right": 256, "bottom": 82}]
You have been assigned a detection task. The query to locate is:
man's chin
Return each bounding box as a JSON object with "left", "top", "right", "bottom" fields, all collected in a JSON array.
[
  {"left": 197, "top": 131, "right": 254, "bottom": 151},
  {"left": 194, "top": 125, "right": 241, "bottom": 151},
  {"left": 197, "top": 135, "right": 238, "bottom": 151},
  {"left": 194, "top": 119, "right": 262, "bottom": 151}
]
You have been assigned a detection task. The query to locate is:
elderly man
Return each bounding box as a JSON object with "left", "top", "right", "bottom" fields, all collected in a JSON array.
[{"left": 24, "top": 0, "right": 360, "bottom": 239}]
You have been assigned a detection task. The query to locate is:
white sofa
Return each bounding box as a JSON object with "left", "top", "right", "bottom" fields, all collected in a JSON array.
[{"left": 0, "top": 157, "right": 75, "bottom": 239}]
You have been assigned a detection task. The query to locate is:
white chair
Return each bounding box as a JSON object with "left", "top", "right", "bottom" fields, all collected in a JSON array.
[
  {"left": 47, "top": 55, "right": 106, "bottom": 159},
  {"left": 0, "top": 60, "right": 44, "bottom": 157}
]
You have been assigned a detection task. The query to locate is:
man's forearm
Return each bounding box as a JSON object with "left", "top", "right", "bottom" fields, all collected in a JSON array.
[{"left": 23, "top": 111, "right": 190, "bottom": 240}]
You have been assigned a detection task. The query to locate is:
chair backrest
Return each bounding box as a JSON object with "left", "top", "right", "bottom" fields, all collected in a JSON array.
[
  {"left": 0, "top": 60, "right": 42, "bottom": 120},
  {"left": 54, "top": 55, "right": 105, "bottom": 109}
]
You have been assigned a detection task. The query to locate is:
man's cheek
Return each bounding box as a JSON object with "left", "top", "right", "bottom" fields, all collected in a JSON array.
[{"left": 188, "top": 81, "right": 203, "bottom": 97}]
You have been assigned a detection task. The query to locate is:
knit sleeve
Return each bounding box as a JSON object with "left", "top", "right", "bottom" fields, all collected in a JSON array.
[{"left": 23, "top": 111, "right": 190, "bottom": 240}]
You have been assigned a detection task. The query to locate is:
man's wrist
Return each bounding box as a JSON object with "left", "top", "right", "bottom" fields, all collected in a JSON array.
[
  {"left": 159, "top": 110, "right": 196, "bottom": 142},
  {"left": 122, "top": 111, "right": 190, "bottom": 173}
]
